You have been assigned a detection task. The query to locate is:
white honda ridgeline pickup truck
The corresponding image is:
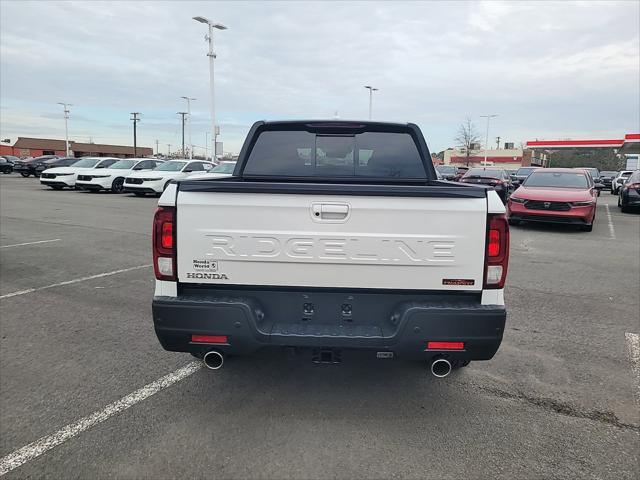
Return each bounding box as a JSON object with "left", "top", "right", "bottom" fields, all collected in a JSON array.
[{"left": 152, "top": 121, "right": 509, "bottom": 377}]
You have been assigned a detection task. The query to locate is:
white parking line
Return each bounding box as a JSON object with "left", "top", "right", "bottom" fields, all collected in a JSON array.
[
  {"left": 0, "top": 239, "right": 61, "bottom": 249},
  {"left": 625, "top": 332, "right": 640, "bottom": 402},
  {"left": 604, "top": 204, "right": 616, "bottom": 239},
  {"left": 0, "top": 361, "right": 202, "bottom": 476},
  {"left": 0, "top": 265, "right": 152, "bottom": 300}
]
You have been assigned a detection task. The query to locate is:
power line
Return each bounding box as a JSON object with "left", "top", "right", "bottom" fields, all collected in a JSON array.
[{"left": 130, "top": 112, "right": 141, "bottom": 157}]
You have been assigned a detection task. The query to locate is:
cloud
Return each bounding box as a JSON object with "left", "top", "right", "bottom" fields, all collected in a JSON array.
[{"left": 1, "top": 0, "right": 638, "bottom": 154}]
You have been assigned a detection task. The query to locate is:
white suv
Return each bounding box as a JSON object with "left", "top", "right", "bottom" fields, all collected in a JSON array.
[
  {"left": 76, "top": 159, "right": 164, "bottom": 193},
  {"left": 40, "top": 157, "right": 119, "bottom": 189},
  {"left": 124, "top": 160, "right": 214, "bottom": 195},
  {"left": 611, "top": 171, "right": 634, "bottom": 194}
]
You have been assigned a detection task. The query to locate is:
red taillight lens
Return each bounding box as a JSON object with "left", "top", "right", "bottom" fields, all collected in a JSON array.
[
  {"left": 488, "top": 229, "right": 501, "bottom": 257},
  {"left": 426, "top": 341, "right": 465, "bottom": 350},
  {"left": 161, "top": 221, "right": 173, "bottom": 249},
  {"left": 484, "top": 214, "right": 509, "bottom": 289},
  {"left": 191, "top": 335, "right": 228, "bottom": 344},
  {"left": 153, "top": 206, "right": 176, "bottom": 281}
]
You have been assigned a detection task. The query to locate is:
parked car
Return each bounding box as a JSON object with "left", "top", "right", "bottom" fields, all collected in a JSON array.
[
  {"left": 40, "top": 157, "right": 120, "bottom": 190},
  {"left": 618, "top": 170, "right": 640, "bottom": 213},
  {"left": 152, "top": 120, "right": 509, "bottom": 377},
  {"left": 0, "top": 156, "right": 15, "bottom": 174},
  {"left": 574, "top": 167, "right": 603, "bottom": 195},
  {"left": 123, "top": 160, "right": 214, "bottom": 195},
  {"left": 599, "top": 170, "right": 618, "bottom": 189},
  {"left": 35, "top": 157, "right": 79, "bottom": 175},
  {"left": 435, "top": 165, "right": 457, "bottom": 180},
  {"left": 76, "top": 158, "right": 164, "bottom": 193},
  {"left": 513, "top": 166, "right": 539, "bottom": 186},
  {"left": 507, "top": 168, "right": 597, "bottom": 231},
  {"left": 453, "top": 166, "right": 469, "bottom": 181},
  {"left": 459, "top": 167, "right": 513, "bottom": 203},
  {"left": 186, "top": 161, "right": 238, "bottom": 180},
  {"left": 12, "top": 155, "right": 59, "bottom": 177},
  {"left": 611, "top": 170, "right": 634, "bottom": 194}
]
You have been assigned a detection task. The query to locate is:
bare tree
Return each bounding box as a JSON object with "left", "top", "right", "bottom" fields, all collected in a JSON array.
[{"left": 454, "top": 117, "right": 481, "bottom": 166}]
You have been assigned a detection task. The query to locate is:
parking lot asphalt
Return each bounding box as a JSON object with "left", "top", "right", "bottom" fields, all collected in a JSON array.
[{"left": 1, "top": 175, "right": 639, "bottom": 479}]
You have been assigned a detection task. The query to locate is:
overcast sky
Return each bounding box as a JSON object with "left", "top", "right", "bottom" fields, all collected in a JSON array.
[{"left": 1, "top": 0, "right": 639, "bottom": 155}]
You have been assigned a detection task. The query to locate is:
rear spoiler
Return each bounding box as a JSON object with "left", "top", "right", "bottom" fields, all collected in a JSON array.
[{"left": 177, "top": 179, "right": 488, "bottom": 198}]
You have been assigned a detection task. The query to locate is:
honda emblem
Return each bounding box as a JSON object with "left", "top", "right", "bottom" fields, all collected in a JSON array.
[{"left": 544, "top": 202, "right": 551, "bottom": 208}]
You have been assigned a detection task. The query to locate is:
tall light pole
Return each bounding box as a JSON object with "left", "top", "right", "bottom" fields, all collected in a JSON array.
[
  {"left": 205, "top": 131, "right": 210, "bottom": 160},
  {"left": 57, "top": 102, "right": 72, "bottom": 156},
  {"left": 364, "top": 86, "right": 378, "bottom": 120},
  {"left": 480, "top": 114, "right": 498, "bottom": 166},
  {"left": 181, "top": 96, "right": 196, "bottom": 159},
  {"left": 193, "top": 16, "right": 227, "bottom": 162},
  {"left": 177, "top": 112, "right": 188, "bottom": 157}
]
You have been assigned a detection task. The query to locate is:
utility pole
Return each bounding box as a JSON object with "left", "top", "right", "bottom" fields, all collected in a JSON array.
[
  {"left": 57, "top": 102, "right": 72, "bottom": 156},
  {"left": 181, "top": 97, "right": 196, "bottom": 159},
  {"left": 130, "top": 112, "right": 141, "bottom": 157},
  {"left": 193, "top": 16, "right": 227, "bottom": 162},
  {"left": 364, "top": 85, "right": 378, "bottom": 120},
  {"left": 495, "top": 136, "right": 501, "bottom": 149},
  {"left": 155, "top": 139, "right": 159, "bottom": 156},
  {"left": 177, "top": 112, "right": 188, "bottom": 158},
  {"left": 480, "top": 114, "right": 498, "bottom": 166},
  {"left": 205, "top": 131, "right": 210, "bottom": 160}
]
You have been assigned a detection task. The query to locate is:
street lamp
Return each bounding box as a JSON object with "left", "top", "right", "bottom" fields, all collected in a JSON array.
[
  {"left": 480, "top": 114, "right": 498, "bottom": 166},
  {"left": 57, "top": 102, "right": 72, "bottom": 156},
  {"left": 364, "top": 86, "right": 378, "bottom": 120},
  {"left": 181, "top": 96, "right": 196, "bottom": 159},
  {"left": 193, "top": 16, "right": 227, "bottom": 162}
]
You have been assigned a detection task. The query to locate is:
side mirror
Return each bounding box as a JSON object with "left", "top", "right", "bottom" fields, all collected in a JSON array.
[{"left": 594, "top": 182, "right": 604, "bottom": 190}]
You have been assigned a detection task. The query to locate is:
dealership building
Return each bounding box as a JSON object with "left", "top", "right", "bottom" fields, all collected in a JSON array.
[
  {"left": 443, "top": 146, "right": 535, "bottom": 169},
  {"left": 0, "top": 137, "right": 152, "bottom": 158}
]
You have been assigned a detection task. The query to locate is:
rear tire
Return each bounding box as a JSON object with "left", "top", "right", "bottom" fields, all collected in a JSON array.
[
  {"left": 621, "top": 205, "right": 630, "bottom": 213},
  {"left": 20, "top": 172, "right": 30, "bottom": 178},
  {"left": 134, "top": 192, "right": 146, "bottom": 197},
  {"left": 111, "top": 177, "right": 125, "bottom": 193},
  {"left": 1, "top": 167, "right": 11, "bottom": 174},
  {"left": 453, "top": 360, "right": 470, "bottom": 369},
  {"left": 580, "top": 223, "right": 593, "bottom": 232},
  {"left": 508, "top": 219, "right": 520, "bottom": 226},
  {"left": 49, "top": 185, "right": 63, "bottom": 190}
]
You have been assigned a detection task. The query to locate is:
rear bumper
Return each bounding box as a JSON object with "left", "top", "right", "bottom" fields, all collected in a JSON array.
[{"left": 153, "top": 288, "right": 506, "bottom": 362}]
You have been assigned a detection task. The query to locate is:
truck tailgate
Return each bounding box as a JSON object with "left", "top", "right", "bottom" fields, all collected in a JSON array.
[{"left": 176, "top": 190, "right": 487, "bottom": 291}]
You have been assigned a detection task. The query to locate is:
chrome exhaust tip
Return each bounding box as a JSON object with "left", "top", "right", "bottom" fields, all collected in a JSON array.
[
  {"left": 430, "top": 358, "right": 452, "bottom": 378},
  {"left": 203, "top": 350, "right": 224, "bottom": 370}
]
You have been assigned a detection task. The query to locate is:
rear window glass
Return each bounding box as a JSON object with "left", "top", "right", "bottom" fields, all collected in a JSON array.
[
  {"left": 243, "top": 130, "right": 426, "bottom": 178},
  {"left": 464, "top": 168, "right": 504, "bottom": 178}
]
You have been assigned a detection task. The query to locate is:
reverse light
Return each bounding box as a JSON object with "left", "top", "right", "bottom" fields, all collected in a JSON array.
[
  {"left": 153, "top": 206, "right": 176, "bottom": 281},
  {"left": 484, "top": 214, "right": 509, "bottom": 289},
  {"left": 426, "top": 341, "right": 465, "bottom": 350},
  {"left": 191, "top": 335, "right": 228, "bottom": 344}
]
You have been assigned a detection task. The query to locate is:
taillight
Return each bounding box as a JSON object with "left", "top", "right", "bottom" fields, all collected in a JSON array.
[
  {"left": 153, "top": 206, "right": 176, "bottom": 281},
  {"left": 484, "top": 214, "right": 509, "bottom": 289}
]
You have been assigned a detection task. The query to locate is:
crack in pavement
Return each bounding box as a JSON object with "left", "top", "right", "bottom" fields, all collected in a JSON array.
[{"left": 460, "top": 381, "right": 639, "bottom": 431}]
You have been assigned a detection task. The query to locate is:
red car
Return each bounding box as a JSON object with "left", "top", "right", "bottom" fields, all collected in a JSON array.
[{"left": 507, "top": 168, "right": 597, "bottom": 231}]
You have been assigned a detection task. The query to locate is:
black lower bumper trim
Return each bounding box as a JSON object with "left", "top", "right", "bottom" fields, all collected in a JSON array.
[{"left": 153, "top": 289, "right": 506, "bottom": 362}]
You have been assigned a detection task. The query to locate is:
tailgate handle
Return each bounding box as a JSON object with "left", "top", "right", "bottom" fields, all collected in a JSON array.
[{"left": 314, "top": 203, "right": 349, "bottom": 220}]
